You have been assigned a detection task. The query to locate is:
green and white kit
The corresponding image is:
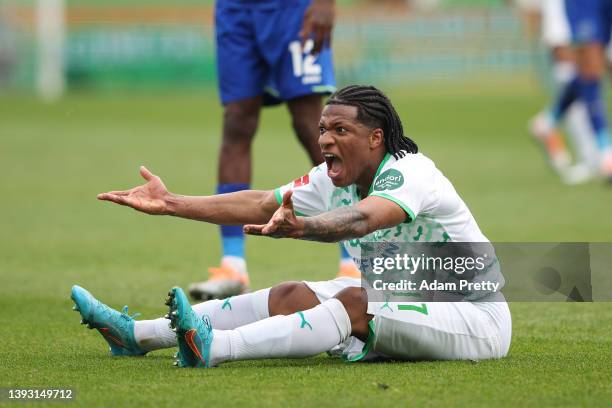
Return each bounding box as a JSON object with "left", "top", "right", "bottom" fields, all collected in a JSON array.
[
  {"left": 275, "top": 152, "right": 512, "bottom": 361},
  {"left": 275, "top": 152, "right": 489, "bottom": 253}
]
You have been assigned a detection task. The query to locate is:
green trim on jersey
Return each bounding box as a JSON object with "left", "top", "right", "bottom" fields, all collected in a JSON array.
[
  {"left": 369, "top": 192, "right": 415, "bottom": 223},
  {"left": 274, "top": 187, "right": 309, "bottom": 217},
  {"left": 368, "top": 153, "right": 392, "bottom": 196},
  {"left": 342, "top": 320, "right": 376, "bottom": 362},
  {"left": 274, "top": 188, "right": 283, "bottom": 205}
]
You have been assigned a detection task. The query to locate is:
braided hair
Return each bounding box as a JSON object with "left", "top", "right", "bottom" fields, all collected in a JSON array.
[{"left": 326, "top": 85, "right": 418, "bottom": 158}]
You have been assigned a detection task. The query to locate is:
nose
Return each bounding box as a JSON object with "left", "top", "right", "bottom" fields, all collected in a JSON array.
[{"left": 318, "top": 130, "right": 333, "bottom": 150}]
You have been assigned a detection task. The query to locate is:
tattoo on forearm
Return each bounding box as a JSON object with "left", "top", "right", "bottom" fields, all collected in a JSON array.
[{"left": 302, "top": 207, "right": 369, "bottom": 242}]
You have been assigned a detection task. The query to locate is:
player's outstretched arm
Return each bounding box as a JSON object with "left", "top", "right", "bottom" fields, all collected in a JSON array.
[
  {"left": 97, "top": 166, "right": 278, "bottom": 225},
  {"left": 244, "top": 189, "right": 406, "bottom": 242}
]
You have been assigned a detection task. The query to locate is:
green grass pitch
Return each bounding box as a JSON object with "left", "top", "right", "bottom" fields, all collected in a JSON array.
[{"left": 1, "top": 83, "right": 611, "bottom": 407}]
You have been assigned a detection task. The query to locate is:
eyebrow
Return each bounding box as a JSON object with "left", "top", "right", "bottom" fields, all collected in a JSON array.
[{"left": 319, "top": 117, "right": 352, "bottom": 127}]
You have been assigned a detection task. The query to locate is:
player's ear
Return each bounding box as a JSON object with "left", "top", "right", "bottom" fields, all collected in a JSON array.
[{"left": 369, "top": 128, "right": 384, "bottom": 149}]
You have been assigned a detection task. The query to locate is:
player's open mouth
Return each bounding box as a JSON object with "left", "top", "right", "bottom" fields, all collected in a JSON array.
[{"left": 324, "top": 153, "right": 343, "bottom": 179}]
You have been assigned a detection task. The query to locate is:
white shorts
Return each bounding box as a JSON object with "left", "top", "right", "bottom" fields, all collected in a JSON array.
[
  {"left": 304, "top": 277, "right": 512, "bottom": 362},
  {"left": 541, "top": 0, "right": 572, "bottom": 48}
]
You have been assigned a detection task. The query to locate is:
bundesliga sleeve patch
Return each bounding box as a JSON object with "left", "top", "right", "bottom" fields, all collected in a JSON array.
[{"left": 293, "top": 174, "right": 310, "bottom": 188}]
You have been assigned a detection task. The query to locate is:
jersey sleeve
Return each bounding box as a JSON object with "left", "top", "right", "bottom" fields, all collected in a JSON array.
[
  {"left": 368, "top": 157, "right": 438, "bottom": 222},
  {"left": 274, "top": 163, "right": 332, "bottom": 217}
]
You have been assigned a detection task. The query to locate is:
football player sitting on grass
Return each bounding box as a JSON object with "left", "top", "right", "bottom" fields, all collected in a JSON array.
[{"left": 72, "top": 85, "right": 511, "bottom": 367}]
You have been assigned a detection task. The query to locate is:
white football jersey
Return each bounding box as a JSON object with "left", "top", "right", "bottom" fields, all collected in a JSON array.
[{"left": 275, "top": 151, "right": 489, "bottom": 260}]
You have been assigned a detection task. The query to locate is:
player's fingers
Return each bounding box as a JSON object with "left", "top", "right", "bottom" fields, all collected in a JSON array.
[
  {"left": 281, "top": 190, "right": 294, "bottom": 210},
  {"left": 271, "top": 212, "right": 284, "bottom": 225},
  {"left": 243, "top": 224, "right": 264, "bottom": 235},
  {"left": 97, "top": 193, "right": 117, "bottom": 201},
  {"left": 323, "top": 25, "right": 332, "bottom": 49},
  {"left": 312, "top": 25, "right": 325, "bottom": 54},
  {"left": 97, "top": 193, "right": 130, "bottom": 206},
  {"left": 105, "top": 190, "right": 131, "bottom": 196},
  {"left": 261, "top": 220, "right": 280, "bottom": 235},
  {"left": 300, "top": 18, "right": 313, "bottom": 45},
  {"left": 103, "top": 194, "right": 141, "bottom": 210},
  {"left": 140, "top": 165, "right": 155, "bottom": 181}
]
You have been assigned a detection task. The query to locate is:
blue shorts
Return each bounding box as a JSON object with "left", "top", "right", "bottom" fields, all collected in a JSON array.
[
  {"left": 565, "top": 0, "right": 612, "bottom": 44},
  {"left": 215, "top": 0, "right": 336, "bottom": 106}
]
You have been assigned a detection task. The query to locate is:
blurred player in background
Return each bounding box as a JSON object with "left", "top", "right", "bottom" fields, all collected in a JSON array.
[
  {"left": 526, "top": 0, "right": 599, "bottom": 184},
  {"left": 528, "top": 0, "right": 612, "bottom": 182},
  {"left": 190, "top": 0, "right": 361, "bottom": 301},
  {"left": 526, "top": 0, "right": 600, "bottom": 183}
]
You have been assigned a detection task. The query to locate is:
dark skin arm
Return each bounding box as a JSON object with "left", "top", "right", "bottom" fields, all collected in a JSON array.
[
  {"left": 243, "top": 189, "right": 407, "bottom": 242},
  {"left": 97, "top": 166, "right": 279, "bottom": 225},
  {"left": 98, "top": 167, "right": 405, "bottom": 241},
  {"left": 300, "top": 0, "right": 335, "bottom": 54}
]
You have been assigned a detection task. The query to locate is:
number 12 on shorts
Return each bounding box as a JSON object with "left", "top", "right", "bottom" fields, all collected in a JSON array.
[{"left": 288, "top": 40, "right": 322, "bottom": 84}]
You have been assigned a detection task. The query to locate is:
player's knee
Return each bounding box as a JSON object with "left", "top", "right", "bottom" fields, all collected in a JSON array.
[
  {"left": 222, "top": 102, "right": 260, "bottom": 144},
  {"left": 288, "top": 97, "right": 321, "bottom": 138},
  {"left": 579, "top": 65, "right": 605, "bottom": 81},
  {"left": 291, "top": 115, "right": 316, "bottom": 139},
  {"left": 291, "top": 107, "right": 322, "bottom": 145},
  {"left": 334, "top": 287, "right": 367, "bottom": 316},
  {"left": 268, "top": 282, "right": 319, "bottom": 316},
  {"left": 290, "top": 114, "right": 322, "bottom": 164},
  {"left": 334, "top": 287, "right": 371, "bottom": 341},
  {"left": 578, "top": 45, "right": 606, "bottom": 80}
]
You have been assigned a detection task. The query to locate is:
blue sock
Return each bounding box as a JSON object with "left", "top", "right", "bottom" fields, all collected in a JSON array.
[
  {"left": 217, "top": 183, "right": 249, "bottom": 258},
  {"left": 339, "top": 244, "right": 352, "bottom": 262},
  {"left": 578, "top": 78, "right": 611, "bottom": 150},
  {"left": 551, "top": 76, "right": 580, "bottom": 123},
  {"left": 595, "top": 129, "right": 611, "bottom": 150}
]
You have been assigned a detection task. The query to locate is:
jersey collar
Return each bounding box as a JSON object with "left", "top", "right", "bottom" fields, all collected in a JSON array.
[{"left": 367, "top": 152, "right": 392, "bottom": 196}]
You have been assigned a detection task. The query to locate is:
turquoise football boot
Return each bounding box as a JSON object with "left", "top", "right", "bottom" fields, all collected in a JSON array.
[
  {"left": 71, "top": 285, "right": 146, "bottom": 356},
  {"left": 166, "top": 287, "right": 214, "bottom": 368}
]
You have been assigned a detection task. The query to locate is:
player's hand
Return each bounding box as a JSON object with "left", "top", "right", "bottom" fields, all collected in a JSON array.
[
  {"left": 300, "top": 0, "right": 335, "bottom": 54},
  {"left": 243, "top": 190, "right": 305, "bottom": 238},
  {"left": 97, "top": 166, "right": 171, "bottom": 215}
]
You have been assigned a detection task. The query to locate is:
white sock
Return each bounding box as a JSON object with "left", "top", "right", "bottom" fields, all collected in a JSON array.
[
  {"left": 191, "top": 288, "right": 270, "bottom": 329},
  {"left": 552, "top": 61, "right": 599, "bottom": 168},
  {"left": 552, "top": 61, "right": 576, "bottom": 85},
  {"left": 221, "top": 255, "right": 248, "bottom": 277},
  {"left": 133, "top": 317, "right": 176, "bottom": 352},
  {"left": 209, "top": 298, "right": 352, "bottom": 366},
  {"left": 566, "top": 105, "right": 600, "bottom": 168},
  {"left": 133, "top": 288, "right": 270, "bottom": 352}
]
